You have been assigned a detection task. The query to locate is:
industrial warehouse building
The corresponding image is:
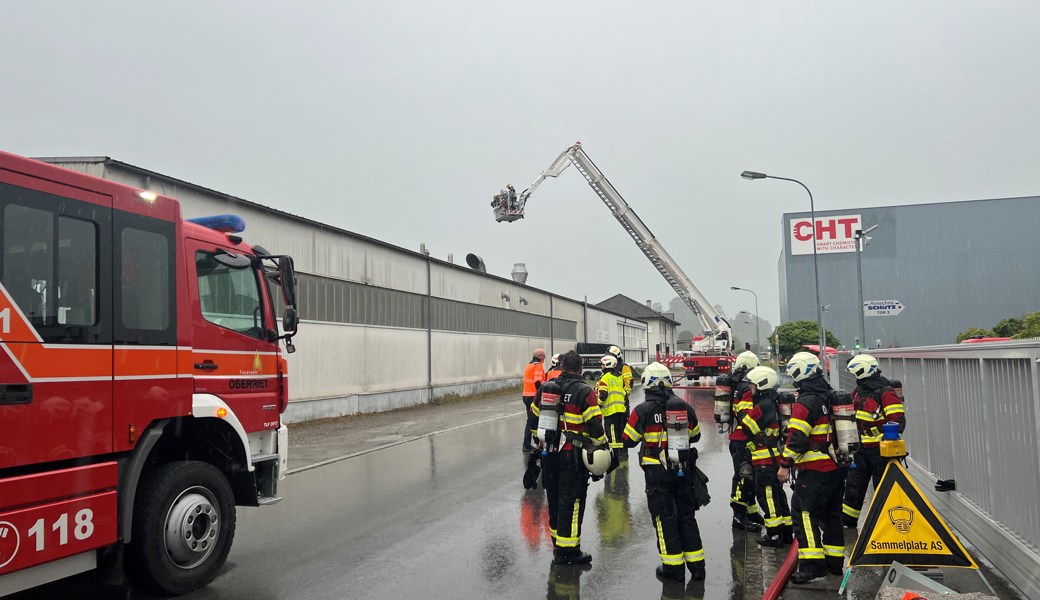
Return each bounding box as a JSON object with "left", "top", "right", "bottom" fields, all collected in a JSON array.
[
  {"left": 39, "top": 156, "right": 650, "bottom": 422},
  {"left": 596, "top": 294, "right": 681, "bottom": 359},
  {"left": 779, "top": 196, "right": 1040, "bottom": 348}
]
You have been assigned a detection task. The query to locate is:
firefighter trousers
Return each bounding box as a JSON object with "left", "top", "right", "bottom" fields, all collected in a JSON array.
[
  {"left": 604, "top": 411, "right": 628, "bottom": 450},
  {"left": 842, "top": 447, "right": 885, "bottom": 523},
  {"left": 791, "top": 469, "right": 846, "bottom": 571},
  {"left": 729, "top": 440, "right": 759, "bottom": 516},
  {"left": 542, "top": 449, "right": 590, "bottom": 550},
  {"left": 523, "top": 395, "right": 536, "bottom": 448},
  {"left": 644, "top": 465, "right": 704, "bottom": 568},
  {"left": 754, "top": 465, "right": 792, "bottom": 534}
]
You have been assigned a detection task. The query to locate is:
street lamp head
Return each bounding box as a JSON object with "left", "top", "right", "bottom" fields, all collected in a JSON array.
[
  {"left": 741, "top": 171, "right": 767, "bottom": 180},
  {"left": 730, "top": 286, "right": 741, "bottom": 291}
]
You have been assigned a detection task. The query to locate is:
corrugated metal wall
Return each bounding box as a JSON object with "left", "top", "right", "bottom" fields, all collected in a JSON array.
[
  {"left": 780, "top": 197, "right": 1040, "bottom": 348},
  {"left": 45, "top": 159, "right": 594, "bottom": 419}
]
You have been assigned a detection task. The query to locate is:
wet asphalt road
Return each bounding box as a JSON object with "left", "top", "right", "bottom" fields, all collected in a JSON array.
[
  {"left": 172, "top": 388, "right": 757, "bottom": 600},
  {"left": 14, "top": 387, "right": 1019, "bottom": 600}
]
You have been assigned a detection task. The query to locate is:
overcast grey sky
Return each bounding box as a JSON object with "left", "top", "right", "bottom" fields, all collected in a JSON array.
[{"left": 3, "top": 2, "right": 1038, "bottom": 325}]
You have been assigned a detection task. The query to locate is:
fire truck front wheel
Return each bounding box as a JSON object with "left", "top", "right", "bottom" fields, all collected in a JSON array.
[{"left": 126, "top": 461, "right": 237, "bottom": 595}]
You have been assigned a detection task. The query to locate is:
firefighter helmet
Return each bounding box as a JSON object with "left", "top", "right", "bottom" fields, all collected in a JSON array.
[
  {"left": 583, "top": 447, "right": 612, "bottom": 476},
  {"left": 600, "top": 355, "right": 618, "bottom": 370},
  {"left": 786, "top": 352, "right": 820, "bottom": 382},
  {"left": 608, "top": 345, "right": 622, "bottom": 359},
  {"left": 550, "top": 353, "right": 561, "bottom": 368},
  {"left": 746, "top": 366, "right": 779, "bottom": 391},
  {"left": 846, "top": 354, "right": 880, "bottom": 379},
  {"left": 641, "top": 362, "right": 673, "bottom": 389},
  {"left": 734, "top": 350, "right": 760, "bottom": 371}
]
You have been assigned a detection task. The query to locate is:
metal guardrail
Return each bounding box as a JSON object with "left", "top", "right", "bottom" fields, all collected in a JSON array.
[{"left": 873, "top": 341, "right": 1040, "bottom": 599}]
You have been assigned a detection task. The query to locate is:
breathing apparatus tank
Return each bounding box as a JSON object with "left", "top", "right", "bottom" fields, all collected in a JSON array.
[
  {"left": 538, "top": 391, "right": 561, "bottom": 455},
  {"left": 664, "top": 407, "right": 691, "bottom": 476},
  {"left": 777, "top": 391, "right": 796, "bottom": 445},
  {"left": 830, "top": 391, "right": 859, "bottom": 466},
  {"left": 713, "top": 375, "right": 732, "bottom": 433}
]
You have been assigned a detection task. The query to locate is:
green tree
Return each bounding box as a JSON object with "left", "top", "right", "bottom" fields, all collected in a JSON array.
[
  {"left": 1012, "top": 311, "right": 1040, "bottom": 339},
  {"left": 771, "top": 320, "right": 841, "bottom": 359},
  {"left": 993, "top": 317, "right": 1024, "bottom": 338},
  {"left": 955, "top": 326, "right": 995, "bottom": 343}
]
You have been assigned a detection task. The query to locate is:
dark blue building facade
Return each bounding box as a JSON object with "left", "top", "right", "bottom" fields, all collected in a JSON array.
[{"left": 779, "top": 196, "right": 1040, "bottom": 348}]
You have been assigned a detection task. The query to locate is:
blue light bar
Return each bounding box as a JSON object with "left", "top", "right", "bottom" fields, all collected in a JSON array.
[{"left": 187, "top": 214, "right": 246, "bottom": 233}]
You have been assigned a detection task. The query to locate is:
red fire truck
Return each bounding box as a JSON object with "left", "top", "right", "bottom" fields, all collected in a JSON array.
[{"left": 0, "top": 151, "right": 299, "bottom": 596}]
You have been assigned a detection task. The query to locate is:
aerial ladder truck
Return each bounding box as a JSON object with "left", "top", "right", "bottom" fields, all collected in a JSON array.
[{"left": 493, "top": 142, "right": 734, "bottom": 383}]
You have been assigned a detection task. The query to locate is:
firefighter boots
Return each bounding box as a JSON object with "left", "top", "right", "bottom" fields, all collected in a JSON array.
[
  {"left": 553, "top": 548, "right": 592, "bottom": 565},
  {"left": 790, "top": 562, "right": 827, "bottom": 584},
  {"left": 655, "top": 564, "right": 685, "bottom": 582},
  {"left": 731, "top": 514, "right": 762, "bottom": 532},
  {"left": 687, "top": 561, "right": 706, "bottom": 580}
]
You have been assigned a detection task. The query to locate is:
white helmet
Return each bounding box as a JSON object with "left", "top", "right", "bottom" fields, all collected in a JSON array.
[
  {"left": 746, "top": 366, "right": 779, "bottom": 391},
  {"left": 583, "top": 447, "right": 612, "bottom": 476},
  {"left": 600, "top": 355, "right": 618, "bottom": 370},
  {"left": 550, "top": 353, "right": 561, "bottom": 368},
  {"left": 846, "top": 354, "right": 880, "bottom": 380},
  {"left": 786, "top": 352, "right": 820, "bottom": 382},
  {"left": 734, "top": 350, "right": 760, "bottom": 371},
  {"left": 641, "top": 362, "right": 673, "bottom": 389},
  {"left": 608, "top": 345, "right": 622, "bottom": 359}
]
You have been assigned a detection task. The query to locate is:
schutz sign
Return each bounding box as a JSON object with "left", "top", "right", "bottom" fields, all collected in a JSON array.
[{"left": 790, "top": 214, "right": 862, "bottom": 256}]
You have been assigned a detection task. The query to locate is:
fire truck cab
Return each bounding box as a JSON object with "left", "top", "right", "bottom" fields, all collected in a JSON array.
[{"left": 0, "top": 151, "right": 299, "bottom": 596}]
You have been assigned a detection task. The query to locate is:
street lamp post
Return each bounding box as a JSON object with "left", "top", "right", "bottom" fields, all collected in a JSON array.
[
  {"left": 741, "top": 170, "right": 827, "bottom": 365},
  {"left": 853, "top": 224, "right": 880, "bottom": 356},
  {"left": 730, "top": 286, "right": 759, "bottom": 354}
]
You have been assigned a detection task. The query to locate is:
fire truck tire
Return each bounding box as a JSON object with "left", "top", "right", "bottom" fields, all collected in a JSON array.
[{"left": 126, "top": 461, "right": 237, "bottom": 595}]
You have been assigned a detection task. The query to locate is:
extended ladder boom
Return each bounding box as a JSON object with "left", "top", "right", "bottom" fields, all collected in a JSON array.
[{"left": 512, "top": 142, "right": 732, "bottom": 352}]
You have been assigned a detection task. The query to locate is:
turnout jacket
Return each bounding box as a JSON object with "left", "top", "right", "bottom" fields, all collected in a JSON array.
[
  {"left": 738, "top": 388, "right": 782, "bottom": 467},
  {"left": 728, "top": 367, "right": 754, "bottom": 442},
  {"left": 622, "top": 387, "right": 701, "bottom": 467},
  {"left": 618, "top": 361, "right": 633, "bottom": 395},
  {"left": 780, "top": 374, "right": 839, "bottom": 473},
  {"left": 597, "top": 368, "right": 627, "bottom": 417},
  {"left": 852, "top": 375, "right": 905, "bottom": 447},
  {"left": 532, "top": 372, "right": 606, "bottom": 451}
]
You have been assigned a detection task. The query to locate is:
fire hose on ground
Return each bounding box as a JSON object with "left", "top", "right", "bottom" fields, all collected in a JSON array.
[{"left": 762, "top": 540, "right": 799, "bottom": 600}]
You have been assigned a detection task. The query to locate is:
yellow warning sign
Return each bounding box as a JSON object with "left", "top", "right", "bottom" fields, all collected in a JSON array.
[{"left": 848, "top": 461, "right": 978, "bottom": 569}]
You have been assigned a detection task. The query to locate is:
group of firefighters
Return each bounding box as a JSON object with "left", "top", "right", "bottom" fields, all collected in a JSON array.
[{"left": 520, "top": 345, "right": 906, "bottom": 585}]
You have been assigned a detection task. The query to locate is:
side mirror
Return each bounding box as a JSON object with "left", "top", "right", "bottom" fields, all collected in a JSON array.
[
  {"left": 278, "top": 256, "right": 297, "bottom": 307},
  {"left": 282, "top": 307, "right": 299, "bottom": 333}
]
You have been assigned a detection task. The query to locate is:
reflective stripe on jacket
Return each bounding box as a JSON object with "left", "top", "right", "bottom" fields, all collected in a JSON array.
[
  {"left": 533, "top": 373, "right": 606, "bottom": 451},
  {"left": 597, "top": 371, "right": 627, "bottom": 417},
  {"left": 729, "top": 386, "right": 754, "bottom": 442},
  {"left": 622, "top": 388, "right": 701, "bottom": 467},
  {"left": 620, "top": 363, "right": 633, "bottom": 393},
  {"left": 781, "top": 377, "right": 839, "bottom": 472},
  {"left": 739, "top": 390, "right": 781, "bottom": 466}
]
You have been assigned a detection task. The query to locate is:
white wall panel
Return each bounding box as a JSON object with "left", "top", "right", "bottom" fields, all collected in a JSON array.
[
  {"left": 431, "top": 333, "right": 550, "bottom": 386},
  {"left": 286, "top": 323, "right": 428, "bottom": 399}
]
